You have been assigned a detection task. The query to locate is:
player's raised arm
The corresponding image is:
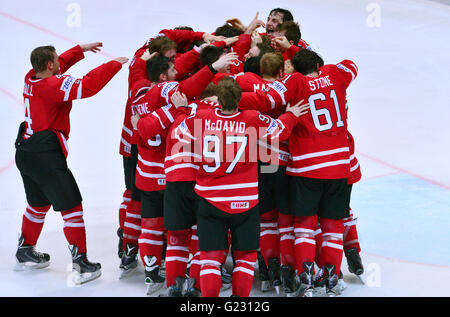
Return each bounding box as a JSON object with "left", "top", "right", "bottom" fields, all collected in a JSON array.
[{"left": 50, "top": 56, "right": 128, "bottom": 102}]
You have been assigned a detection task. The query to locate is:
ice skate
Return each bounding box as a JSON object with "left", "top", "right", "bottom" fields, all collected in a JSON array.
[
  {"left": 117, "top": 228, "right": 124, "bottom": 259},
  {"left": 324, "top": 264, "right": 340, "bottom": 297},
  {"left": 257, "top": 252, "right": 271, "bottom": 292},
  {"left": 268, "top": 257, "right": 282, "bottom": 295},
  {"left": 69, "top": 245, "right": 101, "bottom": 285},
  {"left": 159, "top": 276, "right": 185, "bottom": 297},
  {"left": 345, "top": 247, "right": 364, "bottom": 283},
  {"left": 292, "top": 262, "right": 314, "bottom": 297},
  {"left": 14, "top": 236, "right": 50, "bottom": 271},
  {"left": 280, "top": 265, "right": 300, "bottom": 297},
  {"left": 220, "top": 265, "right": 232, "bottom": 291},
  {"left": 144, "top": 255, "right": 165, "bottom": 295},
  {"left": 184, "top": 277, "right": 201, "bottom": 297},
  {"left": 119, "top": 243, "right": 138, "bottom": 279}
]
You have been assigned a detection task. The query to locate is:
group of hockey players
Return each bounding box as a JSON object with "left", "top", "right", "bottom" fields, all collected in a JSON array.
[{"left": 14, "top": 7, "right": 364, "bottom": 297}]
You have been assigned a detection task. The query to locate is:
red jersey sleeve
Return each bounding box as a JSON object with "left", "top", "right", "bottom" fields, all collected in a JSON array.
[
  {"left": 128, "top": 57, "right": 148, "bottom": 88},
  {"left": 334, "top": 60, "right": 358, "bottom": 88},
  {"left": 136, "top": 104, "right": 178, "bottom": 140},
  {"left": 40, "top": 60, "right": 122, "bottom": 102},
  {"left": 174, "top": 48, "right": 201, "bottom": 80},
  {"left": 58, "top": 45, "right": 85, "bottom": 74},
  {"left": 253, "top": 111, "right": 299, "bottom": 142},
  {"left": 283, "top": 44, "right": 301, "bottom": 61},
  {"left": 229, "top": 34, "right": 251, "bottom": 74},
  {"left": 177, "top": 65, "right": 215, "bottom": 100},
  {"left": 159, "top": 29, "right": 205, "bottom": 52},
  {"left": 238, "top": 73, "right": 303, "bottom": 112}
]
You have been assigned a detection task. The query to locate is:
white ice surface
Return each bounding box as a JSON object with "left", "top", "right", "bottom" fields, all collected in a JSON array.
[{"left": 0, "top": 0, "right": 449, "bottom": 297}]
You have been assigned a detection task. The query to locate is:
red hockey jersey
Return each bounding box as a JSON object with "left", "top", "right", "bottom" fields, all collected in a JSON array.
[
  {"left": 22, "top": 45, "right": 123, "bottom": 157},
  {"left": 240, "top": 60, "right": 358, "bottom": 179},
  {"left": 131, "top": 65, "right": 217, "bottom": 191},
  {"left": 173, "top": 108, "right": 299, "bottom": 213}
]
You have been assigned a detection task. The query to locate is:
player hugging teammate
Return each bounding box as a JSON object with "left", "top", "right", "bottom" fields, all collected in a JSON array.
[{"left": 14, "top": 7, "right": 363, "bottom": 297}]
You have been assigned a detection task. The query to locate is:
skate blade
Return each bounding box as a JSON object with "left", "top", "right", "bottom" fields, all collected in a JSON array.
[
  {"left": 338, "top": 279, "right": 348, "bottom": 293},
  {"left": 72, "top": 270, "right": 101, "bottom": 285},
  {"left": 261, "top": 280, "right": 273, "bottom": 292},
  {"left": 146, "top": 282, "right": 165, "bottom": 295},
  {"left": 119, "top": 266, "right": 137, "bottom": 280},
  {"left": 302, "top": 289, "right": 314, "bottom": 297},
  {"left": 14, "top": 261, "right": 50, "bottom": 271},
  {"left": 355, "top": 273, "right": 366, "bottom": 284},
  {"left": 274, "top": 285, "right": 281, "bottom": 295}
]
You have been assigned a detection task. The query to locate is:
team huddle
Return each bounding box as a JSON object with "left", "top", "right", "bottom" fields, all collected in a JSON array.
[{"left": 14, "top": 8, "right": 364, "bottom": 298}]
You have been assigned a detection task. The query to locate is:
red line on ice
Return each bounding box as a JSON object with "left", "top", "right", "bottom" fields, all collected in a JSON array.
[{"left": 356, "top": 152, "right": 450, "bottom": 190}]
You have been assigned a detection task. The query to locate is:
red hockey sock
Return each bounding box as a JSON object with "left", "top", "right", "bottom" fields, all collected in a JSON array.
[
  {"left": 343, "top": 209, "right": 361, "bottom": 252},
  {"left": 232, "top": 250, "right": 257, "bottom": 297},
  {"left": 260, "top": 210, "right": 280, "bottom": 265},
  {"left": 21, "top": 204, "right": 50, "bottom": 245},
  {"left": 314, "top": 226, "right": 323, "bottom": 267},
  {"left": 278, "top": 213, "right": 295, "bottom": 268},
  {"left": 61, "top": 204, "right": 86, "bottom": 253},
  {"left": 189, "top": 225, "right": 201, "bottom": 290},
  {"left": 138, "top": 217, "right": 164, "bottom": 267},
  {"left": 118, "top": 189, "right": 131, "bottom": 230},
  {"left": 199, "top": 250, "right": 227, "bottom": 297},
  {"left": 165, "top": 229, "right": 191, "bottom": 287},
  {"left": 123, "top": 199, "right": 141, "bottom": 249},
  {"left": 319, "top": 218, "right": 345, "bottom": 274},
  {"left": 294, "top": 215, "right": 318, "bottom": 274}
]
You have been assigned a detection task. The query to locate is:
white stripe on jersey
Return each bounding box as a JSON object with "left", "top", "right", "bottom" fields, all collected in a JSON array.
[
  {"left": 291, "top": 147, "right": 349, "bottom": 161},
  {"left": 165, "top": 163, "right": 199, "bottom": 173},
  {"left": 287, "top": 159, "right": 350, "bottom": 174},
  {"left": 152, "top": 112, "right": 166, "bottom": 129},
  {"left": 123, "top": 125, "right": 133, "bottom": 136},
  {"left": 350, "top": 162, "right": 360, "bottom": 172},
  {"left": 138, "top": 154, "right": 165, "bottom": 168},
  {"left": 121, "top": 137, "right": 131, "bottom": 148},
  {"left": 205, "top": 194, "right": 258, "bottom": 202},
  {"left": 165, "top": 152, "right": 202, "bottom": 162},
  {"left": 136, "top": 166, "right": 165, "bottom": 178},
  {"left": 195, "top": 182, "right": 258, "bottom": 191}
]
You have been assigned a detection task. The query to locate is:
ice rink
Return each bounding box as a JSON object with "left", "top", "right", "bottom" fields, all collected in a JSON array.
[{"left": 0, "top": 0, "right": 449, "bottom": 297}]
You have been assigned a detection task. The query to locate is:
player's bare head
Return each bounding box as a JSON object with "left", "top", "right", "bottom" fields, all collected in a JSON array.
[
  {"left": 292, "top": 49, "right": 323, "bottom": 75},
  {"left": 215, "top": 24, "right": 243, "bottom": 38},
  {"left": 30, "top": 45, "right": 59, "bottom": 74},
  {"left": 243, "top": 56, "right": 261, "bottom": 76},
  {"left": 146, "top": 55, "right": 176, "bottom": 82},
  {"left": 244, "top": 42, "right": 274, "bottom": 61},
  {"left": 200, "top": 46, "right": 225, "bottom": 66},
  {"left": 273, "top": 21, "right": 301, "bottom": 45},
  {"left": 266, "top": 8, "right": 294, "bottom": 35},
  {"left": 260, "top": 52, "right": 284, "bottom": 78},
  {"left": 174, "top": 25, "right": 194, "bottom": 31},
  {"left": 201, "top": 82, "right": 218, "bottom": 100},
  {"left": 217, "top": 77, "right": 242, "bottom": 111},
  {"left": 148, "top": 36, "right": 177, "bottom": 59}
]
